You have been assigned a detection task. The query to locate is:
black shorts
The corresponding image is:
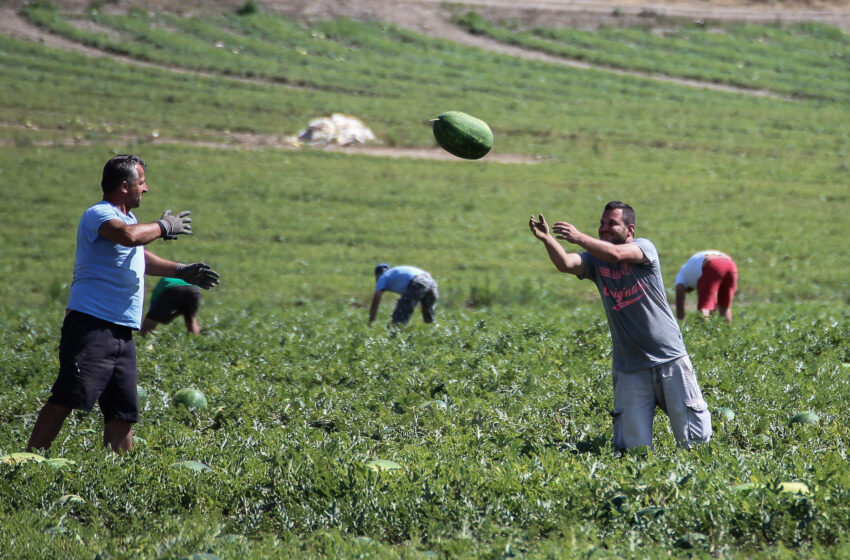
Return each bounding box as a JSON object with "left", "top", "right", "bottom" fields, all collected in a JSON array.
[
  {"left": 145, "top": 285, "right": 202, "bottom": 324},
  {"left": 47, "top": 311, "right": 139, "bottom": 423}
]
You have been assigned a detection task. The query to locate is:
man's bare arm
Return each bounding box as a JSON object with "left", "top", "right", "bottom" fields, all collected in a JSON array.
[
  {"left": 553, "top": 221, "right": 646, "bottom": 264},
  {"left": 99, "top": 220, "right": 163, "bottom": 247},
  {"left": 144, "top": 250, "right": 179, "bottom": 277},
  {"left": 529, "top": 215, "right": 584, "bottom": 276}
]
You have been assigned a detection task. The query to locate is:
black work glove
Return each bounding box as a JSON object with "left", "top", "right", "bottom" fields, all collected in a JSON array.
[
  {"left": 175, "top": 263, "right": 220, "bottom": 289},
  {"left": 157, "top": 210, "right": 192, "bottom": 239}
]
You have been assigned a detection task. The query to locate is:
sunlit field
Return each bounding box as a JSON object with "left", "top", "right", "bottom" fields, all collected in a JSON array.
[{"left": 0, "top": 4, "right": 848, "bottom": 558}]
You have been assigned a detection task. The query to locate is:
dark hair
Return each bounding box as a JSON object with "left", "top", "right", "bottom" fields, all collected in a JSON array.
[
  {"left": 604, "top": 201, "right": 635, "bottom": 226},
  {"left": 374, "top": 263, "right": 390, "bottom": 276},
  {"left": 101, "top": 154, "right": 145, "bottom": 194}
]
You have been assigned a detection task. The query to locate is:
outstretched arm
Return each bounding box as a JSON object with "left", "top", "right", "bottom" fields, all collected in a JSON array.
[
  {"left": 368, "top": 291, "right": 383, "bottom": 324},
  {"left": 529, "top": 215, "right": 584, "bottom": 276},
  {"left": 144, "top": 252, "right": 219, "bottom": 289},
  {"left": 144, "top": 250, "right": 179, "bottom": 277},
  {"left": 552, "top": 221, "right": 646, "bottom": 264},
  {"left": 98, "top": 210, "right": 192, "bottom": 247},
  {"left": 99, "top": 220, "right": 163, "bottom": 247}
]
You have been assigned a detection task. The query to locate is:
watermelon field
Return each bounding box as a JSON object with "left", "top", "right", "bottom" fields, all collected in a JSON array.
[{"left": 1, "top": 2, "right": 849, "bottom": 558}]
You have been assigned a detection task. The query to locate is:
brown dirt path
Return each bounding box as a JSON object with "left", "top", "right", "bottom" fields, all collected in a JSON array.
[
  {"left": 4, "top": 0, "right": 847, "bottom": 99},
  {"left": 2, "top": 0, "right": 848, "bottom": 159}
]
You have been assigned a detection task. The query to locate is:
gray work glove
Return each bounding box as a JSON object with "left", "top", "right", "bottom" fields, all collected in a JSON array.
[
  {"left": 175, "top": 263, "right": 220, "bottom": 289},
  {"left": 157, "top": 209, "right": 192, "bottom": 239}
]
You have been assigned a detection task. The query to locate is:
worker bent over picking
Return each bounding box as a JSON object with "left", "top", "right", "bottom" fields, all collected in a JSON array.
[
  {"left": 675, "top": 250, "right": 738, "bottom": 325},
  {"left": 369, "top": 264, "right": 438, "bottom": 326},
  {"left": 141, "top": 277, "right": 204, "bottom": 336}
]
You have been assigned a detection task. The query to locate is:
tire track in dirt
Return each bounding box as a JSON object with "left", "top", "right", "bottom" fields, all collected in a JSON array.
[
  {"left": 1, "top": 0, "right": 821, "bottom": 100},
  {"left": 3, "top": 0, "right": 848, "bottom": 159},
  {"left": 338, "top": 1, "right": 785, "bottom": 99},
  {"left": 0, "top": 6, "right": 326, "bottom": 92},
  {"left": 0, "top": 122, "right": 542, "bottom": 164},
  {"left": 410, "top": 26, "right": 788, "bottom": 99},
  {"left": 0, "top": 3, "right": 544, "bottom": 162}
]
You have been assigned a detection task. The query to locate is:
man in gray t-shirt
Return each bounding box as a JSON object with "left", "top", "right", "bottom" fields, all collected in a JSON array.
[{"left": 529, "top": 201, "right": 711, "bottom": 451}]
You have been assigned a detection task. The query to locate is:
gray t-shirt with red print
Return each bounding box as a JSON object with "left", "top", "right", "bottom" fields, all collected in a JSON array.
[{"left": 579, "top": 238, "right": 687, "bottom": 372}]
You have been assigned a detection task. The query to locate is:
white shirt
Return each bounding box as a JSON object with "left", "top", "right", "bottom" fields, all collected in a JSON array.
[{"left": 674, "top": 250, "right": 728, "bottom": 289}]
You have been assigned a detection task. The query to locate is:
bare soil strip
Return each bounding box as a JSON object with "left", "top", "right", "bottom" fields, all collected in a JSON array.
[
  {"left": 1, "top": 0, "right": 826, "bottom": 100},
  {"left": 0, "top": 123, "right": 541, "bottom": 163},
  {"left": 3, "top": 0, "right": 848, "bottom": 160},
  {"left": 0, "top": 7, "right": 314, "bottom": 90},
  {"left": 414, "top": 28, "right": 788, "bottom": 99}
]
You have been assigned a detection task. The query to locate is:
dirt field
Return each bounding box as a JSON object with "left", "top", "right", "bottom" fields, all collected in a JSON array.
[
  {"left": 2, "top": 0, "right": 847, "bottom": 159},
  {"left": 4, "top": 0, "right": 849, "bottom": 30}
]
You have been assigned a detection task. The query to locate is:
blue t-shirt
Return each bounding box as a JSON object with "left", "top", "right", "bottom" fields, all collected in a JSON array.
[
  {"left": 579, "top": 238, "right": 687, "bottom": 372},
  {"left": 375, "top": 266, "right": 426, "bottom": 295},
  {"left": 66, "top": 201, "right": 146, "bottom": 329}
]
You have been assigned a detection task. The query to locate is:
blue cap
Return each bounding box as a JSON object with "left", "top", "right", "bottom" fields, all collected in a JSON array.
[{"left": 374, "top": 263, "right": 390, "bottom": 275}]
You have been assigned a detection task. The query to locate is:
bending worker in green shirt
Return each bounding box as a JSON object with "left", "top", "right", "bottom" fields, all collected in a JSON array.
[{"left": 140, "top": 277, "right": 204, "bottom": 336}]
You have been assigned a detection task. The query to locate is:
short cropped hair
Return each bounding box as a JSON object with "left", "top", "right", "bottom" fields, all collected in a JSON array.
[
  {"left": 374, "top": 263, "right": 390, "bottom": 276},
  {"left": 101, "top": 154, "right": 145, "bottom": 194},
  {"left": 604, "top": 201, "right": 635, "bottom": 226}
]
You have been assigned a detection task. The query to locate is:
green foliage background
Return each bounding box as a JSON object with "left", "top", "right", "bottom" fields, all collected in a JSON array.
[{"left": 0, "top": 4, "right": 848, "bottom": 559}]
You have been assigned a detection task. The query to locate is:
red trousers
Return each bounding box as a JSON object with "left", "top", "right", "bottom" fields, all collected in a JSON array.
[{"left": 697, "top": 256, "right": 737, "bottom": 311}]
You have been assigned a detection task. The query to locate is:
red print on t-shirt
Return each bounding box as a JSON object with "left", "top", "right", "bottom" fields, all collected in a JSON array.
[{"left": 600, "top": 263, "right": 646, "bottom": 311}]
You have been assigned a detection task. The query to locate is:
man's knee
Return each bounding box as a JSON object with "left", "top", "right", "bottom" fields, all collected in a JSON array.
[{"left": 612, "top": 408, "right": 654, "bottom": 450}]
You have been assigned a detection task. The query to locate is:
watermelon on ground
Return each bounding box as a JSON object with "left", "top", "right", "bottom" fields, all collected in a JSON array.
[
  {"left": 1, "top": 452, "right": 45, "bottom": 465},
  {"left": 730, "top": 482, "right": 760, "bottom": 493},
  {"left": 45, "top": 457, "right": 77, "bottom": 470},
  {"left": 432, "top": 111, "right": 493, "bottom": 160},
  {"left": 137, "top": 385, "right": 148, "bottom": 406},
  {"left": 778, "top": 482, "right": 810, "bottom": 495},
  {"left": 365, "top": 459, "right": 402, "bottom": 472},
  {"left": 730, "top": 481, "right": 810, "bottom": 495},
  {"left": 172, "top": 388, "right": 208, "bottom": 409},
  {"left": 170, "top": 460, "right": 213, "bottom": 472},
  {"left": 418, "top": 399, "right": 447, "bottom": 411},
  {"left": 789, "top": 411, "right": 819, "bottom": 425},
  {"left": 713, "top": 407, "right": 735, "bottom": 421}
]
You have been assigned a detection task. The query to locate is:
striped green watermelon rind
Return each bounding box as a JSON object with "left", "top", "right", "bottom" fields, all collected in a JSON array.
[
  {"left": 730, "top": 481, "right": 810, "bottom": 495},
  {"left": 366, "top": 459, "right": 402, "bottom": 472},
  {"left": 45, "top": 457, "right": 77, "bottom": 470},
  {"left": 172, "top": 388, "right": 208, "bottom": 409},
  {"left": 432, "top": 111, "right": 493, "bottom": 160},
  {"left": 789, "top": 411, "right": 819, "bottom": 425},
  {"left": 713, "top": 407, "right": 735, "bottom": 422},
  {"left": 137, "top": 385, "right": 148, "bottom": 406},
  {"left": 1, "top": 452, "right": 45, "bottom": 465},
  {"left": 778, "top": 482, "right": 810, "bottom": 495},
  {"left": 170, "top": 460, "right": 213, "bottom": 473}
]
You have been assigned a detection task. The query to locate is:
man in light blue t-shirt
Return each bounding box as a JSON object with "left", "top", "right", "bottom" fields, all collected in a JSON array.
[
  {"left": 27, "top": 154, "right": 220, "bottom": 454},
  {"left": 369, "top": 263, "right": 438, "bottom": 326},
  {"left": 530, "top": 201, "right": 712, "bottom": 451}
]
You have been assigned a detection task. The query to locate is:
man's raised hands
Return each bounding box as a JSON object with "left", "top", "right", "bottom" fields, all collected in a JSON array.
[{"left": 157, "top": 209, "right": 192, "bottom": 239}]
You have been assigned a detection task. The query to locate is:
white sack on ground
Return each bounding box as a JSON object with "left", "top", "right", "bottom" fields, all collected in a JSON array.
[{"left": 297, "top": 113, "right": 376, "bottom": 146}]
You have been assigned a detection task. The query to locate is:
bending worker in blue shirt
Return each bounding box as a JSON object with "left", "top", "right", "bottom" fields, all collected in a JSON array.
[{"left": 369, "top": 263, "right": 438, "bottom": 326}]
